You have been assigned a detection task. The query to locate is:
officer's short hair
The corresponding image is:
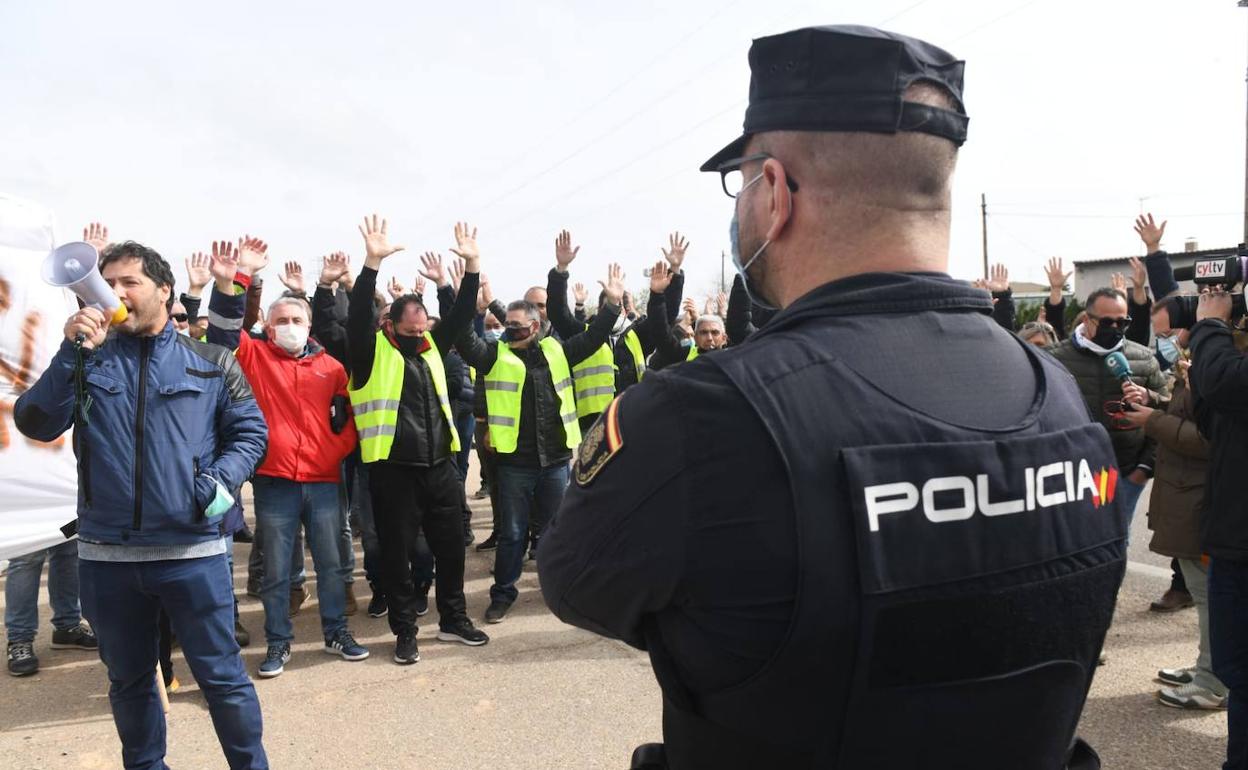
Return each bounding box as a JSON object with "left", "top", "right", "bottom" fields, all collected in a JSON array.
[
  {"left": 507, "top": 300, "right": 541, "bottom": 323},
  {"left": 1085, "top": 288, "right": 1126, "bottom": 309},
  {"left": 99, "top": 241, "right": 176, "bottom": 311}
]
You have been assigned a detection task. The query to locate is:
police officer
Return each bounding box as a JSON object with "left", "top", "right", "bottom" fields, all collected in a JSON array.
[{"left": 539, "top": 25, "right": 1128, "bottom": 770}]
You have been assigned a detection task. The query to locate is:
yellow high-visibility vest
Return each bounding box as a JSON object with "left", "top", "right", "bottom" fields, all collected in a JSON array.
[
  {"left": 571, "top": 328, "right": 645, "bottom": 418},
  {"left": 348, "top": 332, "right": 460, "bottom": 463},
  {"left": 484, "top": 338, "right": 581, "bottom": 454}
]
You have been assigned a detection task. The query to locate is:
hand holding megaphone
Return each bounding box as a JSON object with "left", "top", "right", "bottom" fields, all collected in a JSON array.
[
  {"left": 43, "top": 241, "right": 129, "bottom": 346},
  {"left": 64, "top": 306, "right": 109, "bottom": 349}
]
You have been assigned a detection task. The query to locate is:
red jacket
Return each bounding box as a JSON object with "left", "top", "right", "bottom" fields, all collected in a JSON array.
[{"left": 235, "top": 332, "right": 357, "bottom": 482}]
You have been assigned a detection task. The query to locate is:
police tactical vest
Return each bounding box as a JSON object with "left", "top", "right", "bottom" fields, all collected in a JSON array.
[
  {"left": 653, "top": 317, "right": 1128, "bottom": 769},
  {"left": 485, "top": 338, "right": 581, "bottom": 454},
  {"left": 348, "top": 331, "right": 460, "bottom": 463}
]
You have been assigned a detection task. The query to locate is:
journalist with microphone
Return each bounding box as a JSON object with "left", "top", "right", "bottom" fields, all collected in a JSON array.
[
  {"left": 14, "top": 240, "right": 270, "bottom": 769},
  {"left": 1188, "top": 287, "right": 1248, "bottom": 770}
]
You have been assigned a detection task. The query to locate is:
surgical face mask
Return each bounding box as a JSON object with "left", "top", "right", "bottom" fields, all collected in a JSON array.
[
  {"left": 1155, "top": 335, "right": 1182, "bottom": 369},
  {"left": 729, "top": 193, "right": 774, "bottom": 311},
  {"left": 177, "top": 327, "right": 191, "bottom": 337},
  {"left": 273, "top": 323, "right": 309, "bottom": 354},
  {"left": 482, "top": 329, "right": 502, "bottom": 345},
  {"left": 612, "top": 312, "right": 629, "bottom": 334}
]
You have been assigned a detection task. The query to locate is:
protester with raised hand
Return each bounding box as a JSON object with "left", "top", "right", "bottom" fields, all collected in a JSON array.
[
  {"left": 347, "top": 215, "right": 489, "bottom": 664},
  {"left": 183, "top": 251, "right": 212, "bottom": 339},
  {"left": 649, "top": 263, "right": 729, "bottom": 370},
  {"left": 546, "top": 230, "right": 681, "bottom": 432},
  {"left": 206, "top": 240, "right": 366, "bottom": 679},
  {"left": 455, "top": 262, "right": 624, "bottom": 623},
  {"left": 1043, "top": 257, "right": 1072, "bottom": 340}
]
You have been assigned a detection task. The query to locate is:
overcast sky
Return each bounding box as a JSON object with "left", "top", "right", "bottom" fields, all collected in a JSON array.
[{"left": 2, "top": 0, "right": 1245, "bottom": 307}]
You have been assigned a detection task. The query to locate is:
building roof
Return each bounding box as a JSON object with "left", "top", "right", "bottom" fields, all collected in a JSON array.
[{"left": 1073, "top": 247, "right": 1237, "bottom": 266}]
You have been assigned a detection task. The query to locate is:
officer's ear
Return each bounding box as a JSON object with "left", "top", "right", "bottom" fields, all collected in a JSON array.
[{"left": 762, "top": 158, "right": 795, "bottom": 243}]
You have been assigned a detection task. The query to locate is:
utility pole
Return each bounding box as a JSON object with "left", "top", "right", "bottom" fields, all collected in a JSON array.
[
  {"left": 980, "top": 193, "right": 989, "bottom": 278},
  {"left": 1242, "top": 1, "right": 1248, "bottom": 241},
  {"left": 720, "top": 250, "right": 726, "bottom": 293}
]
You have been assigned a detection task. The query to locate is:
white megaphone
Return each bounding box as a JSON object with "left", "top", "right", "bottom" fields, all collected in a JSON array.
[{"left": 42, "top": 241, "right": 129, "bottom": 327}]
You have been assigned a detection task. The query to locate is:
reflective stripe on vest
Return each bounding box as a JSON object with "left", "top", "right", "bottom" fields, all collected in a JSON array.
[
  {"left": 572, "top": 345, "right": 616, "bottom": 418},
  {"left": 348, "top": 331, "right": 460, "bottom": 463},
  {"left": 484, "top": 338, "right": 582, "bottom": 454}
]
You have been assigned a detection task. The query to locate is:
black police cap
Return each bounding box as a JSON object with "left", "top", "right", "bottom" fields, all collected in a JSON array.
[{"left": 700, "top": 25, "right": 968, "bottom": 172}]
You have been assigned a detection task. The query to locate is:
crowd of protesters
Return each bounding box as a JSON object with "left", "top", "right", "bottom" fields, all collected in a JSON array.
[{"left": 6, "top": 208, "right": 1247, "bottom": 765}]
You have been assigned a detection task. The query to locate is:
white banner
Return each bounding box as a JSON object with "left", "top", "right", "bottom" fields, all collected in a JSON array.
[{"left": 0, "top": 194, "right": 79, "bottom": 560}]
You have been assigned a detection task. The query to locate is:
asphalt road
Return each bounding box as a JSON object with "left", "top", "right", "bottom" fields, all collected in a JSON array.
[{"left": 0, "top": 479, "right": 1229, "bottom": 769}]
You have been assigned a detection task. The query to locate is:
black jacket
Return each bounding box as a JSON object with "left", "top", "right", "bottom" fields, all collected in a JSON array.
[
  {"left": 457, "top": 303, "right": 619, "bottom": 468},
  {"left": 347, "top": 267, "right": 477, "bottom": 467},
  {"left": 312, "top": 285, "right": 350, "bottom": 373},
  {"left": 1190, "top": 318, "right": 1248, "bottom": 561},
  {"left": 445, "top": 349, "right": 474, "bottom": 407}
]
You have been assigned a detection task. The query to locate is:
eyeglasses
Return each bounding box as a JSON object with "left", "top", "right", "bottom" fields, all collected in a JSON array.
[
  {"left": 716, "top": 153, "right": 800, "bottom": 199},
  {"left": 1088, "top": 315, "right": 1132, "bottom": 329},
  {"left": 171, "top": 313, "right": 188, "bottom": 322}
]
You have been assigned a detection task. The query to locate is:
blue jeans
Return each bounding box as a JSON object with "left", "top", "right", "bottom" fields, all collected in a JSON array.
[
  {"left": 1210, "top": 558, "right": 1248, "bottom": 770},
  {"left": 246, "top": 525, "right": 304, "bottom": 589},
  {"left": 252, "top": 476, "right": 346, "bottom": 645},
  {"left": 492, "top": 462, "right": 569, "bottom": 604},
  {"left": 5, "top": 539, "right": 82, "bottom": 643},
  {"left": 337, "top": 460, "right": 355, "bottom": 585},
  {"left": 80, "top": 553, "right": 267, "bottom": 770}
]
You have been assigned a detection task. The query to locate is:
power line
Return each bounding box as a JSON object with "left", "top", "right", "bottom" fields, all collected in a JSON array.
[{"left": 992, "top": 211, "right": 1241, "bottom": 220}]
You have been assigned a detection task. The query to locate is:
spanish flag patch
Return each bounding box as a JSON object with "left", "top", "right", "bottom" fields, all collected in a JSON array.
[{"left": 575, "top": 397, "right": 624, "bottom": 486}]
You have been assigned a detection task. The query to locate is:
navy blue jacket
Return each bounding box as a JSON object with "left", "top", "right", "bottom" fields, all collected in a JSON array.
[{"left": 15, "top": 323, "right": 267, "bottom": 546}]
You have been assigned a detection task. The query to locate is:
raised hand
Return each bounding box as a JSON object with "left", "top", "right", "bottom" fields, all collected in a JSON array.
[
  {"left": 661, "top": 231, "right": 690, "bottom": 273},
  {"left": 83, "top": 222, "right": 111, "bottom": 255},
  {"left": 419, "top": 252, "right": 448, "bottom": 286},
  {"left": 555, "top": 229, "right": 579, "bottom": 272},
  {"left": 703, "top": 297, "right": 716, "bottom": 315},
  {"left": 319, "top": 252, "right": 351, "bottom": 286},
  {"left": 359, "top": 214, "right": 405, "bottom": 266},
  {"left": 279, "top": 261, "right": 305, "bottom": 294},
  {"left": 573, "top": 282, "right": 588, "bottom": 305},
  {"left": 1044, "top": 257, "right": 1071, "bottom": 291},
  {"left": 237, "top": 235, "right": 269, "bottom": 275},
  {"left": 716, "top": 291, "right": 728, "bottom": 316},
  {"left": 681, "top": 297, "right": 698, "bottom": 328},
  {"left": 210, "top": 240, "right": 240, "bottom": 292},
  {"left": 1133, "top": 213, "right": 1167, "bottom": 254},
  {"left": 414, "top": 276, "right": 427, "bottom": 297},
  {"left": 599, "top": 263, "right": 625, "bottom": 307},
  {"left": 479, "top": 273, "right": 493, "bottom": 308},
  {"left": 1110, "top": 272, "right": 1127, "bottom": 295},
  {"left": 985, "top": 263, "right": 1010, "bottom": 293},
  {"left": 387, "top": 277, "right": 405, "bottom": 300},
  {"left": 186, "top": 252, "right": 212, "bottom": 295},
  {"left": 449, "top": 257, "right": 466, "bottom": 292},
  {"left": 449, "top": 222, "right": 480, "bottom": 271},
  {"left": 649, "top": 261, "right": 672, "bottom": 293}
]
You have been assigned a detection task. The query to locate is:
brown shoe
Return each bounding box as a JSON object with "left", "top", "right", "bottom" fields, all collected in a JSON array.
[
  {"left": 1150, "top": 588, "right": 1195, "bottom": 613},
  {"left": 344, "top": 583, "right": 358, "bottom": 616},
  {"left": 289, "top": 585, "right": 309, "bottom": 617}
]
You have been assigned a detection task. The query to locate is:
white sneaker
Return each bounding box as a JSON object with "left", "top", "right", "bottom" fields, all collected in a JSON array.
[
  {"left": 1156, "top": 666, "right": 1196, "bottom": 686},
  {"left": 1157, "top": 683, "right": 1228, "bottom": 710}
]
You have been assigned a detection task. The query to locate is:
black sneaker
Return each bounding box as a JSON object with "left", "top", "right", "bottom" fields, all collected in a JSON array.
[
  {"left": 394, "top": 632, "right": 420, "bottom": 665},
  {"left": 324, "top": 630, "right": 370, "bottom": 661},
  {"left": 475, "top": 533, "right": 498, "bottom": 552},
  {"left": 233, "top": 522, "right": 255, "bottom": 543},
  {"left": 50, "top": 624, "right": 98, "bottom": 650},
  {"left": 463, "top": 527, "right": 476, "bottom": 547},
  {"left": 472, "top": 486, "right": 490, "bottom": 500},
  {"left": 367, "top": 589, "right": 389, "bottom": 618},
  {"left": 258, "top": 643, "right": 290, "bottom": 678},
  {"left": 7, "top": 641, "right": 38, "bottom": 677},
  {"left": 415, "top": 582, "right": 431, "bottom": 617},
  {"left": 484, "top": 599, "right": 512, "bottom": 624},
  {"left": 436, "top": 618, "right": 490, "bottom": 646},
  {"left": 235, "top": 619, "right": 251, "bottom": 648}
]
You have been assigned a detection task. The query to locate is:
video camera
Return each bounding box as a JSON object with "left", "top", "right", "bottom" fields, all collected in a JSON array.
[{"left": 1157, "top": 245, "right": 1248, "bottom": 329}]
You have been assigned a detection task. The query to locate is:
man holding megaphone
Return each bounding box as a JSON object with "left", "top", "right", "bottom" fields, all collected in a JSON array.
[{"left": 14, "top": 238, "right": 271, "bottom": 769}]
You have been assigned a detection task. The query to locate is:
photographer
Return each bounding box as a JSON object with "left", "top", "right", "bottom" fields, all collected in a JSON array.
[{"left": 1189, "top": 287, "right": 1248, "bottom": 768}]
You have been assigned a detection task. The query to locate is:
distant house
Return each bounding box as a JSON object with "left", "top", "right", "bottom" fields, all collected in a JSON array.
[{"left": 1072, "top": 241, "right": 1236, "bottom": 300}]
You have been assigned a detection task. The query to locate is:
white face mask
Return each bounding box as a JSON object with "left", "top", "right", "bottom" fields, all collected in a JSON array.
[
  {"left": 273, "top": 324, "right": 309, "bottom": 354},
  {"left": 612, "top": 312, "right": 629, "bottom": 334},
  {"left": 177, "top": 327, "right": 191, "bottom": 337}
]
